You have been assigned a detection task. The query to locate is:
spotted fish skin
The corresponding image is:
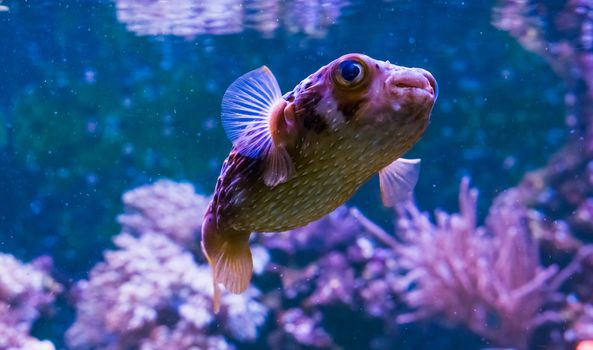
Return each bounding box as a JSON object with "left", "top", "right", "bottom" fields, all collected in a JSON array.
[{"left": 202, "top": 53, "right": 437, "bottom": 311}]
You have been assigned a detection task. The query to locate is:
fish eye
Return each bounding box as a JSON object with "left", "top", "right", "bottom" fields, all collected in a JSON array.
[{"left": 334, "top": 59, "right": 366, "bottom": 88}]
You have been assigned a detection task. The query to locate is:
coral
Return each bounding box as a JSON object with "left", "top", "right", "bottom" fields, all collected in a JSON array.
[
  {"left": 493, "top": 0, "right": 593, "bottom": 86},
  {"left": 393, "top": 180, "right": 557, "bottom": 349},
  {"left": 493, "top": 0, "right": 593, "bottom": 237},
  {"left": 260, "top": 206, "right": 404, "bottom": 349},
  {"left": 0, "top": 254, "right": 61, "bottom": 331},
  {"left": 566, "top": 300, "right": 593, "bottom": 344},
  {"left": 276, "top": 309, "right": 334, "bottom": 348},
  {"left": 0, "top": 254, "right": 61, "bottom": 350},
  {"left": 99, "top": 177, "right": 593, "bottom": 350},
  {"left": 118, "top": 180, "right": 210, "bottom": 247},
  {"left": 356, "top": 179, "right": 562, "bottom": 350},
  {"left": 0, "top": 327, "right": 55, "bottom": 350},
  {"left": 66, "top": 232, "right": 268, "bottom": 350},
  {"left": 139, "top": 323, "right": 233, "bottom": 350}
]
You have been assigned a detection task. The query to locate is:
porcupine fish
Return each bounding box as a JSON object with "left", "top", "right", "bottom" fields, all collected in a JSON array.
[{"left": 202, "top": 53, "right": 438, "bottom": 311}]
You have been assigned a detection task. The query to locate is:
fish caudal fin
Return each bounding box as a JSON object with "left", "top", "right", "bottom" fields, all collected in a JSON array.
[
  {"left": 201, "top": 215, "right": 253, "bottom": 313},
  {"left": 379, "top": 158, "right": 421, "bottom": 207}
]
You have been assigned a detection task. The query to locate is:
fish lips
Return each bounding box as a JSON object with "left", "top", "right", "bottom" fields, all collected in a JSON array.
[{"left": 387, "top": 68, "right": 438, "bottom": 100}]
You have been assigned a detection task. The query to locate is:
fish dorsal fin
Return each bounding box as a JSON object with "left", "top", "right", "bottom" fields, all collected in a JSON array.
[
  {"left": 221, "top": 66, "right": 283, "bottom": 158},
  {"left": 221, "top": 66, "right": 295, "bottom": 187},
  {"left": 379, "top": 158, "right": 421, "bottom": 207}
]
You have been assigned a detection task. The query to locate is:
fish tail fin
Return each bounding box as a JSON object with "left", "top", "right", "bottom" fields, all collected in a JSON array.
[{"left": 201, "top": 215, "right": 253, "bottom": 313}]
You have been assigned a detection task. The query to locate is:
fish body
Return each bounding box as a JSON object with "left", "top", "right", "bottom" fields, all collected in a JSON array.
[{"left": 202, "top": 53, "right": 437, "bottom": 311}]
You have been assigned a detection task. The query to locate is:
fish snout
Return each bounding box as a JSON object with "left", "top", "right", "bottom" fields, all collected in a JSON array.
[{"left": 388, "top": 68, "right": 438, "bottom": 99}]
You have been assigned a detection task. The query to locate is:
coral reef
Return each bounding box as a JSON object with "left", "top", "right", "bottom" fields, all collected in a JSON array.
[
  {"left": 67, "top": 181, "right": 269, "bottom": 350},
  {"left": 493, "top": 0, "right": 593, "bottom": 234},
  {"left": 490, "top": 1, "right": 593, "bottom": 346},
  {"left": 360, "top": 179, "right": 563, "bottom": 349},
  {"left": 65, "top": 177, "right": 593, "bottom": 350},
  {"left": 392, "top": 179, "right": 557, "bottom": 349},
  {"left": 118, "top": 180, "right": 210, "bottom": 247},
  {"left": 0, "top": 254, "right": 61, "bottom": 350},
  {"left": 260, "top": 207, "right": 396, "bottom": 349},
  {"left": 66, "top": 231, "right": 268, "bottom": 350},
  {"left": 354, "top": 181, "right": 593, "bottom": 350}
]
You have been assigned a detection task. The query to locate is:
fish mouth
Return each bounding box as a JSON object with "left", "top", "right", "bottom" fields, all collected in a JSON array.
[{"left": 389, "top": 68, "right": 438, "bottom": 99}]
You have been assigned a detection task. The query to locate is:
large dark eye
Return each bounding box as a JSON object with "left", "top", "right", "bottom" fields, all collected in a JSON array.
[{"left": 334, "top": 59, "right": 365, "bottom": 87}]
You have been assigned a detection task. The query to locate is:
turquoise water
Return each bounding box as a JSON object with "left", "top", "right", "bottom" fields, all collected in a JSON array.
[{"left": 0, "top": 1, "right": 572, "bottom": 349}]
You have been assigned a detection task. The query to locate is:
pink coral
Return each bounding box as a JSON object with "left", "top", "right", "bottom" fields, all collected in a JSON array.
[
  {"left": 393, "top": 180, "right": 559, "bottom": 349},
  {"left": 139, "top": 323, "right": 233, "bottom": 350},
  {"left": 66, "top": 232, "right": 267, "bottom": 350},
  {"left": 118, "top": 180, "right": 210, "bottom": 247},
  {"left": 357, "top": 178, "right": 560, "bottom": 349},
  {"left": 568, "top": 302, "right": 593, "bottom": 344},
  {"left": 0, "top": 327, "right": 55, "bottom": 350},
  {"left": 0, "top": 254, "right": 61, "bottom": 350}
]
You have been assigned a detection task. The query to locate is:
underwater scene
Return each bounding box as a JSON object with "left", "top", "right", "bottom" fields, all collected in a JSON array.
[{"left": 1, "top": 0, "right": 592, "bottom": 349}]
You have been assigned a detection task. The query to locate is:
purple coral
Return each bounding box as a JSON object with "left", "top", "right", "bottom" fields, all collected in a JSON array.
[
  {"left": 276, "top": 309, "right": 334, "bottom": 348},
  {"left": 260, "top": 206, "right": 403, "bottom": 348},
  {"left": 355, "top": 179, "right": 565, "bottom": 350},
  {"left": 68, "top": 174, "right": 593, "bottom": 349},
  {"left": 118, "top": 180, "right": 210, "bottom": 247},
  {"left": 388, "top": 179, "right": 556, "bottom": 349},
  {"left": 0, "top": 327, "right": 56, "bottom": 350},
  {"left": 72, "top": 179, "right": 271, "bottom": 349},
  {"left": 0, "top": 254, "right": 61, "bottom": 350},
  {"left": 66, "top": 232, "right": 268, "bottom": 350},
  {"left": 138, "top": 323, "right": 232, "bottom": 350}
]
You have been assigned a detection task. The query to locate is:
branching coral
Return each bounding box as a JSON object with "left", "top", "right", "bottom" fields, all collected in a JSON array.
[
  {"left": 0, "top": 327, "right": 56, "bottom": 350},
  {"left": 0, "top": 254, "right": 61, "bottom": 350},
  {"left": 355, "top": 179, "right": 569, "bottom": 350},
  {"left": 68, "top": 181, "right": 268, "bottom": 350},
  {"left": 493, "top": 0, "right": 593, "bottom": 230},
  {"left": 260, "top": 206, "right": 406, "bottom": 349},
  {"left": 66, "top": 232, "right": 268, "bottom": 350},
  {"left": 56, "top": 175, "right": 593, "bottom": 350},
  {"left": 118, "top": 180, "right": 210, "bottom": 247}
]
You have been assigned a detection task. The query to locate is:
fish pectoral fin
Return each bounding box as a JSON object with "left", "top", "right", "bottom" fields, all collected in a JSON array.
[
  {"left": 379, "top": 158, "right": 421, "bottom": 207},
  {"left": 221, "top": 66, "right": 297, "bottom": 186},
  {"left": 201, "top": 215, "right": 253, "bottom": 313},
  {"left": 263, "top": 144, "right": 295, "bottom": 187},
  {"left": 221, "top": 66, "right": 284, "bottom": 159}
]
